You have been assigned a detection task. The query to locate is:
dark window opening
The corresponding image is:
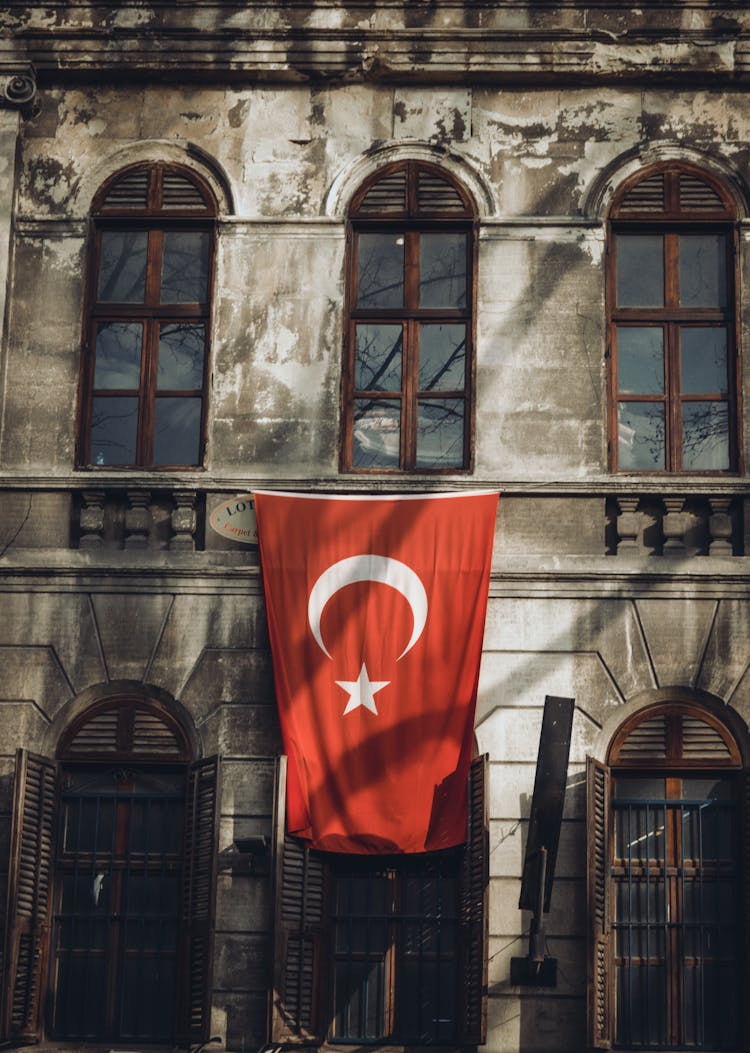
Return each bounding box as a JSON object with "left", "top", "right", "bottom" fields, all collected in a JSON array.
[
  {"left": 79, "top": 164, "right": 216, "bottom": 469},
  {"left": 608, "top": 164, "right": 739, "bottom": 473},
  {"left": 331, "top": 854, "right": 460, "bottom": 1045},
  {"left": 587, "top": 703, "right": 746, "bottom": 1052},
  {"left": 342, "top": 162, "right": 476, "bottom": 473}
]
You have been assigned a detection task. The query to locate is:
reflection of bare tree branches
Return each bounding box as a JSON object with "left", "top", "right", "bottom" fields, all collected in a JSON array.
[
  {"left": 99, "top": 232, "right": 147, "bottom": 301},
  {"left": 159, "top": 324, "right": 205, "bottom": 387},
  {"left": 355, "top": 327, "right": 402, "bottom": 390},
  {"left": 421, "top": 330, "right": 465, "bottom": 391},
  {"left": 160, "top": 232, "right": 209, "bottom": 302},
  {"left": 619, "top": 402, "right": 729, "bottom": 470}
]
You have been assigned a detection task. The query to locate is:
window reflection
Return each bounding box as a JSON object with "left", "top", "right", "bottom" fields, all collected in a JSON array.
[
  {"left": 680, "top": 328, "right": 727, "bottom": 396},
  {"left": 357, "top": 234, "right": 404, "bottom": 308},
  {"left": 617, "top": 328, "right": 664, "bottom": 395},
  {"left": 157, "top": 324, "right": 205, "bottom": 389},
  {"left": 682, "top": 402, "right": 729, "bottom": 471},
  {"left": 419, "top": 234, "right": 467, "bottom": 308},
  {"left": 153, "top": 398, "right": 202, "bottom": 466},
  {"left": 94, "top": 323, "right": 143, "bottom": 389},
  {"left": 618, "top": 403, "right": 665, "bottom": 470},
  {"left": 90, "top": 397, "right": 139, "bottom": 465},
  {"left": 161, "top": 231, "right": 210, "bottom": 303},
  {"left": 98, "top": 231, "right": 148, "bottom": 303},
  {"left": 416, "top": 399, "right": 464, "bottom": 468},
  {"left": 419, "top": 325, "right": 466, "bottom": 390},
  {"left": 354, "top": 324, "right": 403, "bottom": 391},
  {"left": 679, "top": 234, "right": 727, "bottom": 308},
  {"left": 352, "top": 400, "right": 401, "bottom": 468},
  {"left": 616, "top": 235, "right": 664, "bottom": 308}
]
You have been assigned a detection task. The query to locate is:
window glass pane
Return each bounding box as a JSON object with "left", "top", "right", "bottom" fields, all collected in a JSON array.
[
  {"left": 352, "top": 399, "right": 400, "bottom": 467},
  {"left": 357, "top": 233, "right": 404, "bottom": 308},
  {"left": 98, "top": 230, "right": 148, "bottom": 302},
  {"left": 419, "top": 324, "right": 466, "bottom": 391},
  {"left": 94, "top": 322, "right": 142, "bottom": 389},
  {"left": 160, "top": 230, "right": 210, "bottom": 302},
  {"left": 419, "top": 233, "right": 467, "bottom": 308},
  {"left": 679, "top": 233, "right": 727, "bottom": 308},
  {"left": 153, "top": 397, "right": 202, "bottom": 466},
  {"left": 90, "top": 396, "right": 138, "bottom": 465},
  {"left": 616, "top": 235, "right": 664, "bottom": 307},
  {"left": 158, "top": 323, "right": 205, "bottom": 389},
  {"left": 416, "top": 399, "right": 464, "bottom": 468},
  {"left": 617, "top": 403, "right": 665, "bottom": 470},
  {"left": 682, "top": 401, "right": 729, "bottom": 470},
  {"left": 681, "top": 328, "right": 728, "bottom": 395},
  {"left": 617, "top": 327, "right": 664, "bottom": 395},
  {"left": 613, "top": 777, "right": 666, "bottom": 800},
  {"left": 354, "top": 324, "right": 402, "bottom": 391}
]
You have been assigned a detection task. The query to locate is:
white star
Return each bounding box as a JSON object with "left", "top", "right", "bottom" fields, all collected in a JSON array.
[{"left": 336, "top": 663, "right": 390, "bottom": 716}]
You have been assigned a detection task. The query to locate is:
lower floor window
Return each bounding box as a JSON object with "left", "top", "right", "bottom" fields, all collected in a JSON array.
[
  {"left": 331, "top": 855, "right": 460, "bottom": 1044},
  {"left": 271, "top": 754, "right": 488, "bottom": 1047},
  {"left": 612, "top": 775, "right": 740, "bottom": 1050}
]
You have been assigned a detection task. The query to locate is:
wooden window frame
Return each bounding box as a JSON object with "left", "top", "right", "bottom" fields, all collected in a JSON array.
[
  {"left": 77, "top": 163, "right": 217, "bottom": 470},
  {"left": 607, "top": 163, "right": 742, "bottom": 475},
  {"left": 587, "top": 702, "right": 748, "bottom": 1051},
  {"left": 270, "top": 753, "right": 488, "bottom": 1047},
  {"left": 341, "top": 161, "right": 477, "bottom": 474}
]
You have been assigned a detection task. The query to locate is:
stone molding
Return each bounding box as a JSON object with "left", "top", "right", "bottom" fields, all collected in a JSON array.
[{"left": 0, "top": 63, "right": 36, "bottom": 112}]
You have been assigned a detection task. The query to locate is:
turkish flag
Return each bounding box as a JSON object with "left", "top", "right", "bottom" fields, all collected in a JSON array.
[{"left": 254, "top": 490, "right": 498, "bottom": 854}]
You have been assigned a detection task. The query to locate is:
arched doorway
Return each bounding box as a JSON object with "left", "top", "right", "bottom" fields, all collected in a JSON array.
[
  {"left": 2, "top": 693, "right": 219, "bottom": 1045},
  {"left": 588, "top": 701, "right": 746, "bottom": 1050}
]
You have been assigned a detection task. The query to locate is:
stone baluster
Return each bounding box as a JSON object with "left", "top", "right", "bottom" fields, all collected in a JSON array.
[
  {"left": 662, "top": 496, "right": 688, "bottom": 556},
  {"left": 170, "top": 490, "right": 198, "bottom": 552},
  {"left": 708, "top": 496, "right": 733, "bottom": 556},
  {"left": 616, "top": 496, "right": 640, "bottom": 554},
  {"left": 125, "top": 490, "right": 152, "bottom": 549},
  {"left": 79, "top": 489, "right": 106, "bottom": 549}
]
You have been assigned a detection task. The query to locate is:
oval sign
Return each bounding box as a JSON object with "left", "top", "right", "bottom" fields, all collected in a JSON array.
[{"left": 209, "top": 495, "right": 258, "bottom": 545}]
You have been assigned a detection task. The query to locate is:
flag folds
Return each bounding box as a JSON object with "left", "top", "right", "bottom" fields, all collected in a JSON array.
[{"left": 254, "top": 490, "right": 498, "bottom": 854}]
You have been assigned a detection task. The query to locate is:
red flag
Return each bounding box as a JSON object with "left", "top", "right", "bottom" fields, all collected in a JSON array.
[{"left": 254, "top": 490, "right": 498, "bottom": 854}]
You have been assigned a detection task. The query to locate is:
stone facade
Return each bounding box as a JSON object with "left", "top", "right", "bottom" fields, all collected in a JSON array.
[{"left": 1, "top": 4, "right": 750, "bottom": 1052}]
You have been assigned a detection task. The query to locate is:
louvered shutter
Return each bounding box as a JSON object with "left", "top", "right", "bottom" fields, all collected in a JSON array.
[
  {"left": 270, "top": 756, "right": 327, "bottom": 1044},
  {"left": 1, "top": 750, "right": 57, "bottom": 1043},
  {"left": 176, "top": 756, "right": 221, "bottom": 1043},
  {"left": 459, "top": 753, "right": 488, "bottom": 1045},
  {"left": 587, "top": 756, "right": 612, "bottom": 1050}
]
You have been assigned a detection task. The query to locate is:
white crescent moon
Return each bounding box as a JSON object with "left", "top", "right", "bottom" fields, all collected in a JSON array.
[{"left": 308, "top": 554, "right": 428, "bottom": 661}]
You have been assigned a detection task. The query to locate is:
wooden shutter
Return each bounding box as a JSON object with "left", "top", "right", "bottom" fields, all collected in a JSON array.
[
  {"left": 587, "top": 756, "right": 612, "bottom": 1050},
  {"left": 459, "top": 753, "right": 489, "bottom": 1045},
  {"left": 270, "top": 756, "right": 327, "bottom": 1044},
  {"left": 1, "top": 750, "right": 57, "bottom": 1043},
  {"left": 176, "top": 755, "right": 221, "bottom": 1043}
]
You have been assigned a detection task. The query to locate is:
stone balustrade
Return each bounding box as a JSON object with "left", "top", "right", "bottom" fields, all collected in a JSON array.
[
  {"left": 75, "top": 488, "right": 205, "bottom": 551},
  {"left": 607, "top": 495, "right": 746, "bottom": 557}
]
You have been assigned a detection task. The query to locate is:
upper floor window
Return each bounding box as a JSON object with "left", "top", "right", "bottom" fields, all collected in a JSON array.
[
  {"left": 608, "top": 163, "right": 739, "bottom": 473},
  {"left": 78, "top": 163, "right": 216, "bottom": 468},
  {"left": 342, "top": 161, "right": 476, "bottom": 473}
]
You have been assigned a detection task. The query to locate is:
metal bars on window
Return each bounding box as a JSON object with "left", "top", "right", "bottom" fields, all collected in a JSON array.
[
  {"left": 51, "top": 770, "right": 184, "bottom": 1042},
  {"left": 612, "top": 781, "right": 740, "bottom": 1050},
  {"left": 330, "top": 855, "right": 459, "bottom": 1045}
]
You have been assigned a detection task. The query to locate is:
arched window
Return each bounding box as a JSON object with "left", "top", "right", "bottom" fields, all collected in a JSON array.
[
  {"left": 588, "top": 702, "right": 747, "bottom": 1050},
  {"left": 78, "top": 163, "right": 217, "bottom": 468},
  {"left": 2, "top": 695, "right": 219, "bottom": 1046},
  {"left": 342, "top": 161, "right": 476, "bottom": 472},
  {"left": 608, "top": 163, "right": 739, "bottom": 472}
]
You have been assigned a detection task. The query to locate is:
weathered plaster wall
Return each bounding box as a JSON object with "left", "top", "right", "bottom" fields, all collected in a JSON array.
[
  {"left": 0, "top": 571, "right": 748, "bottom": 1048},
  {"left": 5, "top": 83, "right": 750, "bottom": 488}
]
